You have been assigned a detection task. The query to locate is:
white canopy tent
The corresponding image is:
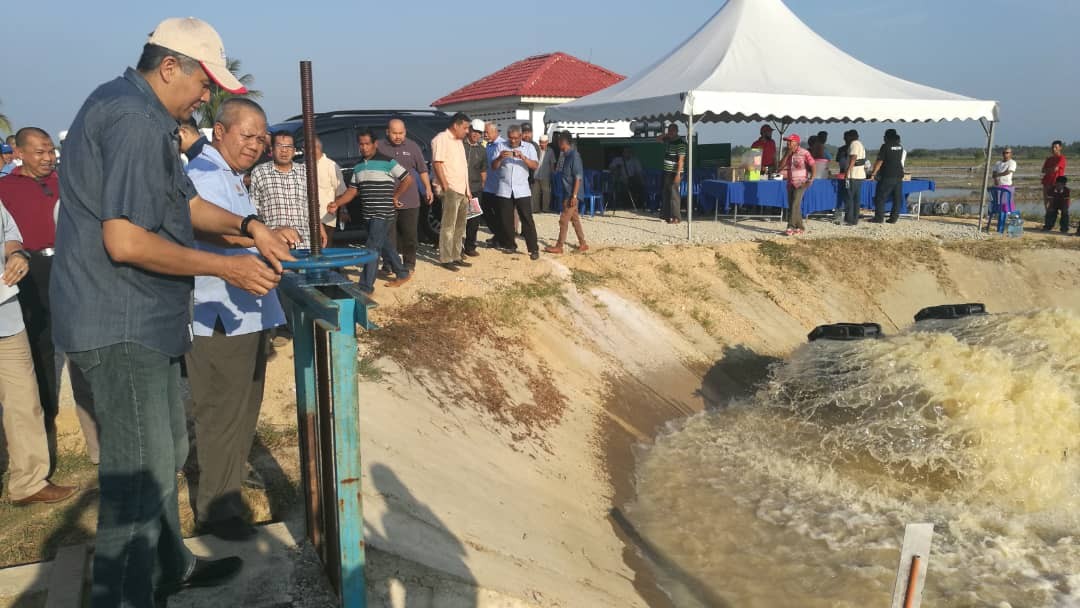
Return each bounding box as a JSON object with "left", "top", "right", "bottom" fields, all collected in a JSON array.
[{"left": 546, "top": 0, "right": 1001, "bottom": 238}]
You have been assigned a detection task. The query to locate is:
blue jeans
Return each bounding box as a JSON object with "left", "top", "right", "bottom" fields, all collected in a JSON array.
[
  {"left": 361, "top": 217, "right": 409, "bottom": 293},
  {"left": 68, "top": 342, "right": 194, "bottom": 608}
]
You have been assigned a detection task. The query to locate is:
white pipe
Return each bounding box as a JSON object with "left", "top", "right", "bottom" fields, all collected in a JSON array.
[{"left": 687, "top": 102, "right": 695, "bottom": 240}]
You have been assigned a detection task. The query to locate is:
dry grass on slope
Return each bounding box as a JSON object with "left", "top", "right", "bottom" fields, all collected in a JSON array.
[{"left": 362, "top": 276, "right": 569, "bottom": 443}]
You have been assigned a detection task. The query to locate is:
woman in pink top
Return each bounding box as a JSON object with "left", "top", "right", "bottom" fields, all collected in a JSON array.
[{"left": 778, "top": 134, "right": 815, "bottom": 235}]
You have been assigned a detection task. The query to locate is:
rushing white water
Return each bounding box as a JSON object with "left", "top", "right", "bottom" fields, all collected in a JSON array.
[{"left": 628, "top": 310, "right": 1080, "bottom": 607}]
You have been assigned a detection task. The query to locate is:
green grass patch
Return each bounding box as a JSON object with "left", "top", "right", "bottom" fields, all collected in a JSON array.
[
  {"left": 256, "top": 422, "right": 299, "bottom": 450},
  {"left": 570, "top": 268, "right": 618, "bottom": 291},
  {"left": 689, "top": 307, "right": 716, "bottom": 334},
  {"left": 757, "top": 240, "right": 812, "bottom": 275},
  {"left": 357, "top": 355, "right": 384, "bottom": 382},
  {"left": 715, "top": 253, "right": 752, "bottom": 291}
]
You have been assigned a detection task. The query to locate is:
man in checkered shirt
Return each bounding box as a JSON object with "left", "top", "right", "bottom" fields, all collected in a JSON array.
[{"left": 250, "top": 131, "right": 326, "bottom": 249}]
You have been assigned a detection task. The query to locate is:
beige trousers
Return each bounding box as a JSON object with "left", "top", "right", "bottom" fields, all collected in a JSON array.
[
  {"left": 439, "top": 190, "right": 468, "bottom": 263},
  {"left": 0, "top": 330, "right": 49, "bottom": 500}
]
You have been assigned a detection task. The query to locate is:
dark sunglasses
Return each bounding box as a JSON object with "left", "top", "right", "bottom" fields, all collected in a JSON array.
[{"left": 37, "top": 181, "right": 54, "bottom": 198}]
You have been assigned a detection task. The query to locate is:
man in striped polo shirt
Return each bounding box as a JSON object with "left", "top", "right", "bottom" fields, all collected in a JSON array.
[{"left": 328, "top": 129, "right": 414, "bottom": 294}]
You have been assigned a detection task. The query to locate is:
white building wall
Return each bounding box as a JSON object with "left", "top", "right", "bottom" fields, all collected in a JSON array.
[{"left": 436, "top": 97, "right": 631, "bottom": 139}]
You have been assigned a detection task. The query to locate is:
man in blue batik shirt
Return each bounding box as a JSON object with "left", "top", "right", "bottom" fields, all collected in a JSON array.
[{"left": 184, "top": 98, "right": 296, "bottom": 542}]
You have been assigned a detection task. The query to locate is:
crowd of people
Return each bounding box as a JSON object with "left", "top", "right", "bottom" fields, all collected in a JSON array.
[
  {"left": 0, "top": 16, "right": 605, "bottom": 606},
  {"left": 0, "top": 18, "right": 299, "bottom": 607},
  {"left": 752, "top": 126, "right": 909, "bottom": 234}
]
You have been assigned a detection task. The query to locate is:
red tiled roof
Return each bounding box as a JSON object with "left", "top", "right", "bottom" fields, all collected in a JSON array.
[{"left": 432, "top": 52, "right": 625, "bottom": 107}]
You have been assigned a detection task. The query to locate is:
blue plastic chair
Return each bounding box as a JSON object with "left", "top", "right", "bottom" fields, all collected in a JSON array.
[
  {"left": 987, "top": 187, "right": 1014, "bottom": 233},
  {"left": 644, "top": 170, "right": 664, "bottom": 211},
  {"left": 581, "top": 170, "right": 606, "bottom": 217}
]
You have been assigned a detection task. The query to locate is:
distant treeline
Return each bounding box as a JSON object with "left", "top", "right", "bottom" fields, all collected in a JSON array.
[
  {"left": 730, "top": 142, "right": 1080, "bottom": 162},
  {"left": 907, "top": 142, "right": 1080, "bottom": 160}
]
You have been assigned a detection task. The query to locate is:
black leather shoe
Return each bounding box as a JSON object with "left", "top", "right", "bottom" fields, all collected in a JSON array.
[
  {"left": 530, "top": 252, "right": 540, "bottom": 260},
  {"left": 156, "top": 556, "right": 243, "bottom": 601},
  {"left": 197, "top": 516, "right": 258, "bottom": 542},
  {"left": 242, "top": 466, "right": 265, "bottom": 490},
  {"left": 440, "top": 262, "right": 459, "bottom": 272},
  {"left": 463, "top": 249, "right": 480, "bottom": 257},
  {"left": 452, "top": 260, "right": 473, "bottom": 267},
  {"left": 886, "top": 217, "right": 899, "bottom": 224}
]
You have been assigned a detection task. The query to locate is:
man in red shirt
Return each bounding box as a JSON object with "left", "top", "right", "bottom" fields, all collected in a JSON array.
[
  {"left": 751, "top": 125, "right": 777, "bottom": 173},
  {"left": 1042, "top": 140, "right": 1067, "bottom": 210},
  {"left": 0, "top": 127, "right": 99, "bottom": 465}
]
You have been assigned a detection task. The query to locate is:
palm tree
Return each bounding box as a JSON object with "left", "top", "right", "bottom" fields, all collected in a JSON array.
[
  {"left": 0, "top": 99, "right": 12, "bottom": 135},
  {"left": 196, "top": 58, "right": 262, "bottom": 129}
]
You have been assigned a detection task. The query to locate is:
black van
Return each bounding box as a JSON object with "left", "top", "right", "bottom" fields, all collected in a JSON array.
[{"left": 268, "top": 109, "right": 451, "bottom": 244}]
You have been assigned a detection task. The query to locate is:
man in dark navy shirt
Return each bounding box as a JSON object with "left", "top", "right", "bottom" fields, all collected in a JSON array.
[
  {"left": 869, "top": 129, "right": 907, "bottom": 223},
  {"left": 51, "top": 17, "right": 295, "bottom": 607}
]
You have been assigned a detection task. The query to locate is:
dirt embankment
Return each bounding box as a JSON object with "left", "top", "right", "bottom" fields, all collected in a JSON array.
[{"left": 7, "top": 235, "right": 1080, "bottom": 607}]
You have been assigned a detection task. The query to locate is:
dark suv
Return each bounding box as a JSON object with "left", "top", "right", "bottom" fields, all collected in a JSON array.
[{"left": 268, "top": 109, "right": 451, "bottom": 243}]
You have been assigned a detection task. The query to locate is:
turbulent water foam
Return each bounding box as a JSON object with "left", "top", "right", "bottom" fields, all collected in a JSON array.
[{"left": 628, "top": 310, "right": 1080, "bottom": 607}]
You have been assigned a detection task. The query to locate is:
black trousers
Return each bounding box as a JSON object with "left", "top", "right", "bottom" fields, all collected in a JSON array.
[
  {"left": 1045, "top": 206, "right": 1070, "bottom": 232},
  {"left": 661, "top": 172, "right": 681, "bottom": 220},
  {"left": 464, "top": 215, "right": 483, "bottom": 253},
  {"left": 17, "top": 253, "right": 57, "bottom": 425},
  {"left": 389, "top": 206, "right": 419, "bottom": 269},
  {"left": 497, "top": 195, "right": 539, "bottom": 253},
  {"left": 481, "top": 192, "right": 504, "bottom": 244},
  {"left": 873, "top": 177, "right": 904, "bottom": 220}
]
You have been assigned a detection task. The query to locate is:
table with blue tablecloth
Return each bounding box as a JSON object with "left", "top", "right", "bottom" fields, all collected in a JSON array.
[
  {"left": 701, "top": 178, "right": 935, "bottom": 219},
  {"left": 700, "top": 179, "right": 787, "bottom": 219},
  {"left": 855, "top": 179, "right": 935, "bottom": 215}
]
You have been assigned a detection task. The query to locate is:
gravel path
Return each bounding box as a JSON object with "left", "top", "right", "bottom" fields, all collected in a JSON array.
[{"left": 526, "top": 208, "right": 987, "bottom": 248}]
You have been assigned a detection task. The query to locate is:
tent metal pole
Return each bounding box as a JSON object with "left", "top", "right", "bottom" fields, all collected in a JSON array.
[
  {"left": 976, "top": 120, "right": 996, "bottom": 232},
  {"left": 687, "top": 109, "right": 694, "bottom": 240}
]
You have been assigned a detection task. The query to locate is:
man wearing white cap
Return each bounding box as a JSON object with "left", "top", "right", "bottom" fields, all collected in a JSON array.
[{"left": 51, "top": 17, "right": 296, "bottom": 607}]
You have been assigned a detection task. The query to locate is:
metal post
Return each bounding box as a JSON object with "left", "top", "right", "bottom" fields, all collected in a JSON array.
[
  {"left": 283, "top": 59, "right": 373, "bottom": 608},
  {"left": 283, "top": 276, "right": 374, "bottom": 608},
  {"left": 300, "top": 61, "right": 322, "bottom": 255},
  {"left": 976, "top": 119, "right": 996, "bottom": 232},
  {"left": 329, "top": 296, "right": 366, "bottom": 603},
  {"left": 687, "top": 98, "right": 695, "bottom": 241},
  {"left": 290, "top": 304, "right": 324, "bottom": 552}
]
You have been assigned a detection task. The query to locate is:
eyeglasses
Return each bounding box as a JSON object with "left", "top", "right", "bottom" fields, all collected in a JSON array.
[{"left": 37, "top": 180, "right": 54, "bottom": 198}]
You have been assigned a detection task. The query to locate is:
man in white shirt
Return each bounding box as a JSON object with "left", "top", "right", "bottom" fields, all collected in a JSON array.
[
  {"left": 532, "top": 135, "right": 554, "bottom": 213},
  {"left": 993, "top": 147, "right": 1016, "bottom": 189},
  {"left": 313, "top": 136, "right": 346, "bottom": 244},
  {"left": 842, "top": 130, "right": 867, "bottom": 225}
]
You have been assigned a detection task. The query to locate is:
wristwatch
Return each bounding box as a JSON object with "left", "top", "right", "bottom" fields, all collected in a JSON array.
[
  {"left": 11, "top": 249, "right": 30, "bottom": 261},
  {"left": 240, "top": 214, "right": 263, "bottom": 238}
]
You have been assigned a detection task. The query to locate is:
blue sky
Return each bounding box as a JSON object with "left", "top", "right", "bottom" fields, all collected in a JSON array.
[{"left": 2, "top": 0, "right": 1076, "bottom": 149}]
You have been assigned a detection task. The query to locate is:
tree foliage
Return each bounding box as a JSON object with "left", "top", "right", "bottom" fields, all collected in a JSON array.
[{"left": 195, "top": 58, "right": 262, "bottom": 129}]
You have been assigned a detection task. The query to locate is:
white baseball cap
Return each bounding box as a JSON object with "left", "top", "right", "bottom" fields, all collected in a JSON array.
[
  {"left": 470, "top": 119, "right": 485, "bottom": 132},
  {"left": 148, "top": 17, "right": 246, "bottom": 94}
]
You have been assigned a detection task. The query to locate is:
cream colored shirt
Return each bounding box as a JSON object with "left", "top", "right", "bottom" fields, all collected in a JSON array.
[
  {"left": 317, "top": 154, "right": 346, "bottom": 226},
  {"left": 847, "top": 140, "right": 867, "bottom": 179},
  {"left": 432, "top": 129, "right": 469, "bottom": 196}
]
